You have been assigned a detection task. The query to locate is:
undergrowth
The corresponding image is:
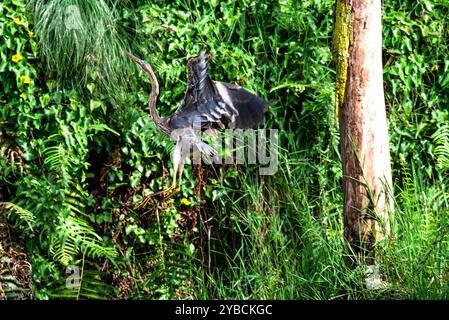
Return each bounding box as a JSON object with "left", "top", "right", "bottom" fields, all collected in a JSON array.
[{"left": 1, "top": 0, "right": 449, "bottom": 300}]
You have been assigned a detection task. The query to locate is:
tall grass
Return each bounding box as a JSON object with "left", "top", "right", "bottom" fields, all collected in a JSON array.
[
  {"left": 185, "top": 0, "right": 449, "bottom": 300},
  {"left": 382, "top": 162, "right": 449, "bottom": 299},
  {"left": 28, "top": 0, "right": 134, "bottom": 98},
  {"left": 192, "top": 136, "right": 449, "bottom": 299}
]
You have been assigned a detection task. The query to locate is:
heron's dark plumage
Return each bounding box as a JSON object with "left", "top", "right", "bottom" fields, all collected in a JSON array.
[
  {"left": 169, "top": 51, "right": 268, "bottom": 132},
  {"left": 217, "top": 82, "right": 269, "bottom": 129},
  {"left": 126, "top": 50, "right": 269, "bottom": 196}
]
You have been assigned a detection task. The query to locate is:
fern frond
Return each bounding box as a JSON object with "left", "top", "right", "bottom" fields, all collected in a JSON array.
[
  {"left": 1, "top": 202, "right": 36, "bottom": 231},
  {"left": 66, "top": 216, "right": 116, "bottom": 259},
  {"left": 64, "top": 190, "right": 87, "bottom": 217},
  {"left": 431, "top": 125, "right": 449, "bottom": 171},
  {"left": 50, "top": 215, "right": 117, "bottom": 266},
  {"left": 400, "top": 156, "right": 414, "bottom": 194},
  {"left": 50, "top": 270, "right": 118, "bottom": 299},
  {"left": 138, "top": 243, "right": 195, "bottom": 299},
  {"left": 0, "top": 274, "right": 32, "bottom": 300},
  {"left": 50, "top": 237, "right": 79, "bottom": 266},
  {"left": 43, "top": 144, "right": 75, "bottom": 174},
  {"left": 89, "top": 124, "right": 120, "bottom": 136}
]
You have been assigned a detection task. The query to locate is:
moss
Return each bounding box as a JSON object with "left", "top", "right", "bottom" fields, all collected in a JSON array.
[{"left": 332, "top": 0, "right": 353, "bottom": 121}]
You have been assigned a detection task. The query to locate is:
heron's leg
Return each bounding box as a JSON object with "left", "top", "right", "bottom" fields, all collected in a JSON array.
[
  {"left": 163, "top": 154, "right": 186, "bottom": 200},
  {"left": 169, "top": 142, "right": 184, "bottom": 192},
  {"left": 176, "top": 158, "right": 185, "bottom": 191},
  {"left": 135, "top": 146, "right": 181, "bottom": 208}
]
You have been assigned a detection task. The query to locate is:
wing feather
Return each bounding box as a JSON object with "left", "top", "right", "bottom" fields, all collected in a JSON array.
[
  {"left": 169, "top": 52, "right": 268, "bottom": 131},
  {"left": 214, "top": 82, "right": 268, "bottom": 129}
]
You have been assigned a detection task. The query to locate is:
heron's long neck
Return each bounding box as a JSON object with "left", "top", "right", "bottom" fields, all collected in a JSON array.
[{"left": 145, "top": 64, "right": 171, "bottom": 136}]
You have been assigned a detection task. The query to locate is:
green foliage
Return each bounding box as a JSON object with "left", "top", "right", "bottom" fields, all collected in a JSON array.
[
  {"left": 431, "top": 123, "right": 449, "bottom": 171},
  {"left": 1, "top": 0, "right": 449, "bottom": 300},
  {"left": 1, "top": 202, "right": 36, "bottom": 231},
  {"left": 384, "top": 0, "right": 449, "bottom": 179},
  {"left": 51, "top": 268, "right": 118, "bottom": 299},
  {"left": 383, "top": 161, "right": 449, "bottom": 299},
  {"left": 1, "top": 0, "right": 119, "bottom": 298}
]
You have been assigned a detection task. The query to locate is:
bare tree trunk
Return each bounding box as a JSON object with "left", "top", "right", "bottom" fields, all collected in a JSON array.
[{"left": 333, "top": 0, "right": 393, "bottom": 263}]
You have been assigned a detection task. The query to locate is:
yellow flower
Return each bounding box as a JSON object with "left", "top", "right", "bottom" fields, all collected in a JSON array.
[
  {"left": 28, "top": 31, "right": 34, "bottom": 37},
  {"left": 13, "top": 18, "right": 21, "bottom": 25},
  {"left": 20, "top": 75, "right": 31, "bottom": 84},
  {"left": 181, "top": 198, "right": 191, "bottom": 206},
  {"left": 12, "top": 53, "right": 23, "bottom": 63},
  {"left": 20, "top": 93, "right": 25, "bottom": 98}
]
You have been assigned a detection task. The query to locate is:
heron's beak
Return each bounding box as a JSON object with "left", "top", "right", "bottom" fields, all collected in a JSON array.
[{"left": 125, "top": 51, "right": 146, "bottom": 68}]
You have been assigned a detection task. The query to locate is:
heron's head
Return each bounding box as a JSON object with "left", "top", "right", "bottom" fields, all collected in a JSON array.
[{"left": 125, "top": 52, "right": 153, "bottom": 74}]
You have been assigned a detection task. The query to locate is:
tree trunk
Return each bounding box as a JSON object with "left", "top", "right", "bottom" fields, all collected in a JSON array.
[{"left": 333, "top": 0, "right": 393, "bottom": 263}]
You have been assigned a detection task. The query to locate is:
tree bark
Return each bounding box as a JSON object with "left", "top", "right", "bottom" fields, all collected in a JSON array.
[{"left": 333, "top": 0, "right": 394, "bottom": 262}]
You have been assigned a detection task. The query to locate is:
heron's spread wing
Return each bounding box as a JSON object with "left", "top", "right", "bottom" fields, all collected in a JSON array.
[
  {"left": 213, "top": 82, "right": 268, "bottom": 129},
  {"left": 170, "top": 52, "right": 237, "bottom": 130},
  {"left": 174, "top": 52, "right": 211, "bottom": 115},
  {"left": 170, "top": 51, "right": 268, "bottom": 130}
]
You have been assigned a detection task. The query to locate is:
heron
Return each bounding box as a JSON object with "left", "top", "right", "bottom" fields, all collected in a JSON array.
[{"left": 126, "top": 51, "right": 268, "bottom": 204}]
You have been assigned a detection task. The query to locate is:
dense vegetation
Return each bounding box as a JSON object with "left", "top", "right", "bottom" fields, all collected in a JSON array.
[{"left": 1, "top": 0, "right": 448, "bottom": 299}]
